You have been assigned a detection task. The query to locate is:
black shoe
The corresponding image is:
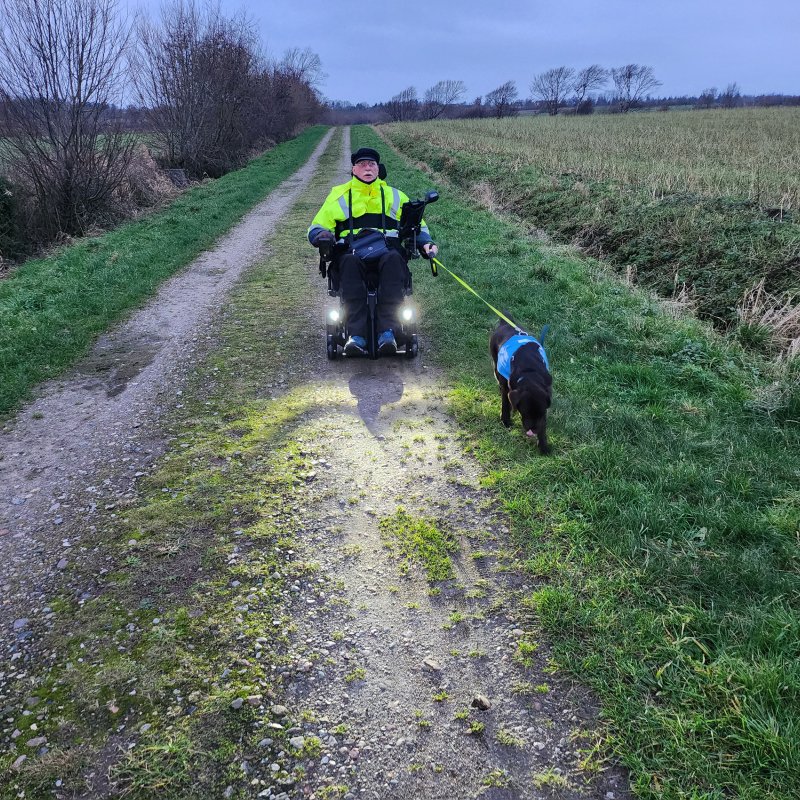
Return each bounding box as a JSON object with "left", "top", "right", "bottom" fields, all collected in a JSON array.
[
  {"left": 377, "top": 330, "right": 397, "bottom": 355},
  {"left": 344, "top": 335, "right": 368, "bottom": 356}
]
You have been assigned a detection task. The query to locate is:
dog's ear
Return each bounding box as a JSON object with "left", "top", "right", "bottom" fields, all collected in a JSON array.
[{"left": 508, "top": 389, "right": 521, "bottom": 410}]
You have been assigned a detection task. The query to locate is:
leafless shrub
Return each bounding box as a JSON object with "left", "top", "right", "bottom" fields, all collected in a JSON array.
[
  {"left": 572, "top": 65, "right": 608, "bottom": 108},
  {"left": 485, "top": 81, "right": 518, "bottom": 118},
  {"left": 134, "top": 1, "right": 261, "bottom": 177},
  {"left": 530, "top": 67, "right": 574, "bottom": 116},
  {"left": 696, "top": 87, "right": 717, "bottom": 109},
  {"left": 421, "top": 80, "right": 466, "bottom": 120},
  {"left": 260, "top": 48, "right": 325, "bottom": 141},
  {"left": 719, "top": 82, "right": 741, "bottom": 109},
  {"left": 610, "top": 64, "right": 661, "bottom": 112},
  {"left": 0, "top": 0, "right": 135, "bottom": 240},
  {"left": 385, "top": 86, "right": 419, "bottom": 122}
]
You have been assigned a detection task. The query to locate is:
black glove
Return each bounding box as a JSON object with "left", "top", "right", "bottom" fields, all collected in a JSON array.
[
  {"left": 312, "top": 230, "right": 335, "bottom": 247},
  {"left": 421, "top": 242, "right": 438, "bottom": 258}
]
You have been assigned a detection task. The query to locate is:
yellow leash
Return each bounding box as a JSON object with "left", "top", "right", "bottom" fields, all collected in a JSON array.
[{"left": 430, "top": 257, "right": 525, "bottom": 333}]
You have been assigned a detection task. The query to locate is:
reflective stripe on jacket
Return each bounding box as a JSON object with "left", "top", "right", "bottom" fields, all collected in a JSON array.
[{"left": 308, "top": 176, "right": 431, "bottom": 245}]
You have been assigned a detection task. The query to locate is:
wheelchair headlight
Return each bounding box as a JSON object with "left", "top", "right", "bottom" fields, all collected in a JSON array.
[
  {"left": 327, "top": 308, "right": 341, "bottom": 323},
  {"left": 401, "top": 306, "right": 414, "bottom": 322}
]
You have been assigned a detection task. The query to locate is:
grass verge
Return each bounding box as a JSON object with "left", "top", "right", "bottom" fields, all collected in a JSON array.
[
  {"left": 1, "top": 128, "right": 342, "bottom": 799},
  {"left": 0, "top": 125, "right": 327, "bottom": 418},
  {"left": 354, "top": 124, "right": 800, "bottom": 799}
]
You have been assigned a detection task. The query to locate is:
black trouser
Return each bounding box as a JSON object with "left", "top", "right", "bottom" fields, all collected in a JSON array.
[{"left": 338, "top": 250, "right": 408, "bottom": 339}]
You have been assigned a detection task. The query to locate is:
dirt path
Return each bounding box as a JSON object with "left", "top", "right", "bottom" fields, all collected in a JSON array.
[
  {"left": 241, "top": 132, "right": 631, "bottom": 800},
  {"left": 1, "top": 129, "right": 631, "bottom": 799}
]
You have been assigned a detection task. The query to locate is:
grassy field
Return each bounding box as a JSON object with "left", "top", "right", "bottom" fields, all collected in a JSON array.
[
  {"left": 385, "top": 108, "right": 800, "bottom": 210},
  {"left": 0, "top": 125, "right": 327, "bottom": 418},
  {"left": 354, "top": 124, "right": 800, "bottom": 798},
  {"left": 380, "top": 109, "right": 800, "bottom": 340}
]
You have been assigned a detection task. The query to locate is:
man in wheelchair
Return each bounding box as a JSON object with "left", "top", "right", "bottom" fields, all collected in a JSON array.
[{"left": 308, "top": 147, "right": 438, "bottom": 357}]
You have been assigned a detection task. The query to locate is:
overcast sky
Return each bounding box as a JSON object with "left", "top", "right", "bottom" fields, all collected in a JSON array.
[{"left": 131, "top": 0, "right": 800, "bottom": 103}]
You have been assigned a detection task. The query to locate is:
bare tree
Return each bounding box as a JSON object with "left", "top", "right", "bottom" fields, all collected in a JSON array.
[
  {"left": 530, "top": 67, "right": 574, "bottom": 116},
  {"left": 696, "top": 87, "right": 717, "bottom": 109},
  {"left": 261, "top": 50, "right": 326, "bottom": 142},
  {"left": 385, "top": 86, "right": 419, "bottom": 122},
  {"left": 572, "top": 65, "right": 608, "bottom": 108},
  {"left": 719, "top": 82, "right": 741, "bottom": 109},
  {"left": 135, "top": 0, "right": 262, "bottom": 177},
  {"left": 279, "top": 47, "right": 326, "bottom": 92},
  {"left": 0, "top": 0, "right": 134, "bottom": 238},
  {"left": 610, "top": 64, "right": 661, "bottom": 112},
  {"left": 485, "top": 80, "right": 518, "bottom": 118},
  {"left": 421, "top": 79, "right": 466, "bottom": 120}
]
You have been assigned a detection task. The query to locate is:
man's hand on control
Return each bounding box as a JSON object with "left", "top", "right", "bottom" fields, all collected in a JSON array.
[
  {"left": 313, "top": 230, "right": 335, "bottom": 247},
  {"left": 422, "top": 242, "right": 438, "bottom": 258}
]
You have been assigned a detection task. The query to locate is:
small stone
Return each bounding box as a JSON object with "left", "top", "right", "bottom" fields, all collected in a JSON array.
[
  {"left": 26, "top": 736, "right": 47, "bottom": 747},
  {"left": 534, "top": 741, "right": 546, "bottom": 750},
  {"left": 289, "top": 736, "right": 305, "bottom": 749},
  {"left": 421, "top": 657, "right": 442, "bottom": 673},
  {"left": 271, "top": 704, "right": 289, "bottom": 717},
  {"left": 223, "top": 787, "right": 234, "bottom": 799},
  {"left": 139, "top": 723, "right": 152, "bottom": 733},
  {"left": 56, "top": 558, "right": 68, "bottom": 570},
  {"left": 13, "top": 618, "right": 29, "bottom": 631},
  {"left": 605, "top": 794, "right": 616, "bottom": 800},
  {"left": 471, "top": 694, "right": 491, "bottom": 710},
  {"left": 246, "top": 694, "right": 262, "bottom": 707},
  {"left": 231, "top": 698, "right": 244, "bottom": 710},
  {"left": 12, "top": 755, "right": 27, "bottom": 770}
]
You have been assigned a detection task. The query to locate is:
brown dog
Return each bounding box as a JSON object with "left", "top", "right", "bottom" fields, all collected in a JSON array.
[{"left": 490, "top": 320, "right": 552, "bottom": 454}]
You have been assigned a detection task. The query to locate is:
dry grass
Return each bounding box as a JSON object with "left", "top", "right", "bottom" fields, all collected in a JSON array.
[
  {"left": 383, "top": 107, "right": 800, "bottom": 211},
  {"left": 738, "top": 278, "right": 800, "bottom": 357}
]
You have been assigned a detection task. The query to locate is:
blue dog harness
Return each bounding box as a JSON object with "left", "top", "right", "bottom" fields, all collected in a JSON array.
[{"left": 496, "top": 334, "right": 550, "bottom": 381}]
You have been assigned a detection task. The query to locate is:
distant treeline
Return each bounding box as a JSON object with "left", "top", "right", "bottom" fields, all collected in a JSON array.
[
  {"left": 328, "top": 68, "right": 800, "bottom": 124},
  {"left": 0, "top": 0, "right": 325, "bottom": 263}
]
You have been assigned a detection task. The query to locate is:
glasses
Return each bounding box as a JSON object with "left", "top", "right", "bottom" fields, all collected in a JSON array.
[{"left": 354, "top": 160, "right": 377, "bottom": 168}]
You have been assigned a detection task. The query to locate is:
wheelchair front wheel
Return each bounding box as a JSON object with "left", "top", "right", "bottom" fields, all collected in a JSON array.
[{"left": 326, "top": 333, "right": 339, "bottom": 360}]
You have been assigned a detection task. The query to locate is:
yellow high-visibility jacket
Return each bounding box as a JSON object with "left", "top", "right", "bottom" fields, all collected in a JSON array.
[{"left": 308, "top": 176, "right": 431, "bottom": 246}]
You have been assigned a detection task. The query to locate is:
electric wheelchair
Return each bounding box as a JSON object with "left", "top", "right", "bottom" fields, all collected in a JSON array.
[{"left": 318, "top": 188, "right": 439, "bottom": 360}]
